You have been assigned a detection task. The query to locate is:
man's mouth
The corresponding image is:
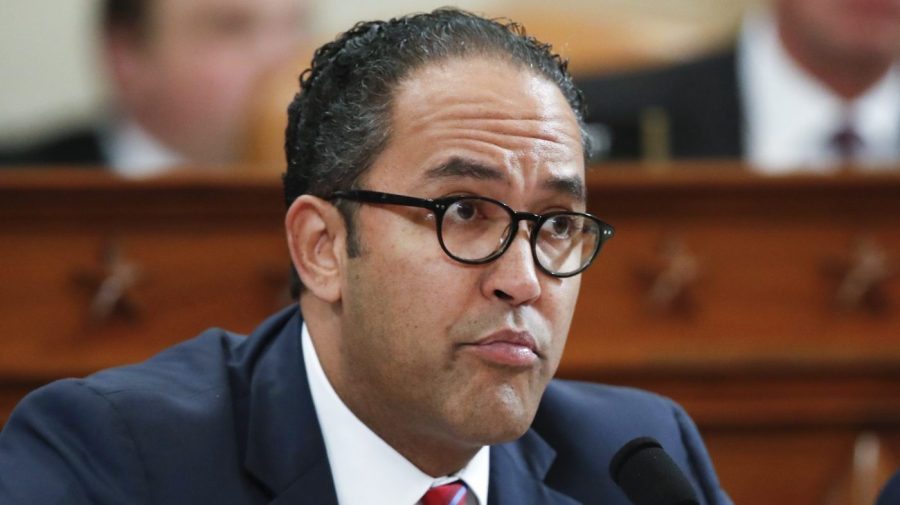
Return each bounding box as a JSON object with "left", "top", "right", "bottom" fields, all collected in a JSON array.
[{"left": 460, "top": 329, "right": 541, "bottom": 367}]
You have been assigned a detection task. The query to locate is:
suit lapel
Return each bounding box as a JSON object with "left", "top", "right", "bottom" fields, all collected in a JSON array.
[
  {"left": 488, "top": 429, "right": 581, "bottom": 505},
  {"left": 266, "top": 459, "right": 338, "bottom": 505},
  {"left": 236, "top": 308, "right": 339, "bottom": 505}
]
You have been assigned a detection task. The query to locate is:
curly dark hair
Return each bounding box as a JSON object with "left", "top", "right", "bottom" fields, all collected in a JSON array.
[{"left": 283, "top": 7, "right": 588, "bottom": 295}]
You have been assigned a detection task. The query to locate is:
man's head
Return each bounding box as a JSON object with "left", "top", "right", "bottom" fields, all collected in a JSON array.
[
  {"left": 775, "top": 0, "right": 900, "bottom": 95},
  {"left": 282, "top": 8, "right": 589, "bottom": 214},
  {"left": 102, "top": 0, "right": 309, "bottom": 163},
  {"left": 283, "top": 9, "right": 601, "bottom": 475}
]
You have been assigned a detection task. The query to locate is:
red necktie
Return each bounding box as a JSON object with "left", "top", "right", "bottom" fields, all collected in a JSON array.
[{"left": 421, "top": 481, "right": 468, "bottom": 505}]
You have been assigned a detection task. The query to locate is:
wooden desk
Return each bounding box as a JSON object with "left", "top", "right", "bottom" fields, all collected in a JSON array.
[{"left": 1, "top": 166, "right": 899, "bottom": 505}]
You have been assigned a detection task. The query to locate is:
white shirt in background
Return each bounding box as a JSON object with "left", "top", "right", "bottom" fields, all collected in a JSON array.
[
  {"left": 738, "top": 10, "right": 900, "bottom": 173},
  {"left": 101, "top": 119, "right": 184, "bottom": 178}
]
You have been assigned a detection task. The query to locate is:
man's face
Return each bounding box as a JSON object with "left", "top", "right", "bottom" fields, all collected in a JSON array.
[
  {"left": 779, "top": 0, "right": 900, "bottom": 62},
  {"left": 332, "top": 56, "right": 585, "bottom": 452},
  {"left": 110, "top": 0, "right": 308, "bottom": 162}
]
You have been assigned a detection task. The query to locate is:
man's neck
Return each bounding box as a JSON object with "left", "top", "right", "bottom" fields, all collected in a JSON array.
[
  {"left": 777, "top": 21, "right": 893, "bottom": 100},
  {"left": 300, "top": 317, "right": 491, "bottom": 504},
  {"left": 317, "top": 345, "right": 480, "bottom": 476},
  {"left": 354, "top": 407, "right": 481, "bottom": 478}
]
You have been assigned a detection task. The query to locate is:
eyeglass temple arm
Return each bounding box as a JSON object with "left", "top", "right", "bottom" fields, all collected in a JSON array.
[{"left": 331, "top": 190, "right": 438, "bottom": 210}]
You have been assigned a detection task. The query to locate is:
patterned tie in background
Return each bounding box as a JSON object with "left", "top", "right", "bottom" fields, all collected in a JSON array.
[
  {"left": 421, "top": 481, "right": 468, "bottom": 505},
  {"left": 830, "top": 123, "right": 864, "bottom": 162}
]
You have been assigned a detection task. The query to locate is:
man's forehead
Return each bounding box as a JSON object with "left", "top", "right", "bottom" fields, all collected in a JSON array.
[
  {"left": 391, "top": 57, "right": 582, "bottom": 143},
  {"left": 424, "top": 158, "right": 586, "bottom": 202},
  {"left": 371, "top": 56, "right": 585, "bottom": 197},
  {"left": 393, "top": 54, "right": 574, "bottom": 115}
]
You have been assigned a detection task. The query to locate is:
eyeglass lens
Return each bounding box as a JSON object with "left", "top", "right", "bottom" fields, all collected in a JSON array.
[{"left": 439, "top": 198, "right": 601, "bottom": 275}]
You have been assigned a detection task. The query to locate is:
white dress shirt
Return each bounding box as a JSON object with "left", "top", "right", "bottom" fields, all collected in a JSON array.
[
  {"left": 738, "top": 10, "right": 900, "bottom": 173},
  {"left": 302, "top": 323, "right": 490, "bottom": 505},
  {"left": 101, "top": 119, "right": 185, "bottom": 178}
]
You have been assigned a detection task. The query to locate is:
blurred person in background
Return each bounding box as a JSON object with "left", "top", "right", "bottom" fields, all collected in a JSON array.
[
  {"left": 1, "top": 0, "right": 311, "bottom": 176},
  {"left": 578, "top": 0, "right": 900, "bottom": 172}
]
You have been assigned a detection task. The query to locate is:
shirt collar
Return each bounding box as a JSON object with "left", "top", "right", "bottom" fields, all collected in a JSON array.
[
  {"left": 738, "top": 9, "right": 900, "bottom": 172},
  {"left": 302, "top": 323, "right": 490, "bottom": 505},
  {"left": 853, "top": 67, "right": 900, "bottom": 164},
  {"left": 101, "top": 117, "right": 185, "bottom": 178}
]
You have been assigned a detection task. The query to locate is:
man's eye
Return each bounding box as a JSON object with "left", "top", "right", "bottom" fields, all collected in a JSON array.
[
  {"left": 447, "top": 200, "right": 477, "bottom": 221},
  {"left": 547, "top": 215, "right": 576, "bottom": 238}
]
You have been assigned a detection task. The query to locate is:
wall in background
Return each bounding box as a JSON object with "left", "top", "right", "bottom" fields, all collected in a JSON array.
[{"left": 0, "top": 1, "right": 106, "bottom": 147}]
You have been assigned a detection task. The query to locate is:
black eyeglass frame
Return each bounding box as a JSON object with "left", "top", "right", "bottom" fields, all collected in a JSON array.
[{"left": 329, "top": 189, "right": 615, "bottom": 278}]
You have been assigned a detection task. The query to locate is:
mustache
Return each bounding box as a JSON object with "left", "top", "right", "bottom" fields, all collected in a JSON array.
[{"left": 452, "top": 308, "right": 552, "bottom": 353}]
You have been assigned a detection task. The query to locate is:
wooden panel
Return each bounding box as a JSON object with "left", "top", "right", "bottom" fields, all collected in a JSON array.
[
  {"left": 0, "top": 383, "right": 36, "bottom": 426},
  {"left": 568, "top": 168, "right": 900, "bottom": 372},
  {"left": 0, "top": 170, "right": 288, "bottom": 379},
  {"left": 708, "top": 429, "right": 858, "bottom": 505}
]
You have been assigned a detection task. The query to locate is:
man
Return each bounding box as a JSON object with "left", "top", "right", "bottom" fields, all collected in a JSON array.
[
  {"left": 0, "top": 9, "right": 730, "bottom": 504},
  {"left": 1, "top": 0, "right": 309, "bottom": 176},
  {"left": 579, "top": 0, "right": 900, "bottom": 172}
]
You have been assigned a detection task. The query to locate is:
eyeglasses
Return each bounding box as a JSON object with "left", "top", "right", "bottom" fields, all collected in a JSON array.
[{"left": 329, "top": 190, "right": 614, "bottom": 277}]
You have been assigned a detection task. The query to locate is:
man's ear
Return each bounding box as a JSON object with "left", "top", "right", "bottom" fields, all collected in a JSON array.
[{"left": 285, "top": 195, "right": 346, "bottom": 303}]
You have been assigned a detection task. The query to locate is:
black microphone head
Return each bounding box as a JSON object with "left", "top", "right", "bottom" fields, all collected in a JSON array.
[{"left": 610, "top": 436, "right": 700, "bottom": 505}]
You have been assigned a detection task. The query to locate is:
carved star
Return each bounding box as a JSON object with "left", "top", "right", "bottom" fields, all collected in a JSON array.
[
  {"left": 823, "top": 235, "right": 894, "bottom": 314},
  {"left": 635, "top": 235, "right": 702, "bottom": 315},
  {"left": 73, "top": 241, "right": 143, "bottom": 324}
]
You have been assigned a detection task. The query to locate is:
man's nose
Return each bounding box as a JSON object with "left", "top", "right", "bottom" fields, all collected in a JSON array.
[{"left": 480, "top": 228, "right": 542, "bottom": 305}]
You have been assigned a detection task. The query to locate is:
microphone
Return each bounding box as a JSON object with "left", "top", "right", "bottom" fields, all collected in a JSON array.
[{"left": 610, "top": 436, "right": 700, "bottom": 505}]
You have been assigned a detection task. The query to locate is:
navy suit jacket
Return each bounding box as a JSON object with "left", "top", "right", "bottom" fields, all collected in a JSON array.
[
  {"left": 878, "top": 471, "right": 900, "bottom": 505},
  {"left": 577, "top": 49, "right": 743, "bottom": 161},
  {"left": 0, "top": 307, "right": 731, "bottom": 504}
]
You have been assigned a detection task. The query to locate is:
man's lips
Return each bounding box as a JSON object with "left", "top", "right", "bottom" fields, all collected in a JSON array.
[{"left": 460, "top": 330, "right": 541, "bottom": 367}]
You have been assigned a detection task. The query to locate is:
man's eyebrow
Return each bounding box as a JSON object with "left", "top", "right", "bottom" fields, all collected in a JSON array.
[
  {"left": 544, "top": 176, "right": 586, "bottom": 203},
  {"left": 424, "top": 158, "right": 506, "bottom": 181}
]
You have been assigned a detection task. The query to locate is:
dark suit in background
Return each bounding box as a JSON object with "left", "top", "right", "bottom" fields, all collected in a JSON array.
[
  {"left": 0, "top": 128, "right": 105, "bottom": 167},
  {"left": 0, "top": 307, "right": 730, "bottom": 505},
  {"left": 577, "top": 49, "right": 743, "bottom": 161}
]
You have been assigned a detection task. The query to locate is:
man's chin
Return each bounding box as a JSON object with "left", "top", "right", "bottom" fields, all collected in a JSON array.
[{"left": 449, "top": 387, "right": 542, "bottom": 445}]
